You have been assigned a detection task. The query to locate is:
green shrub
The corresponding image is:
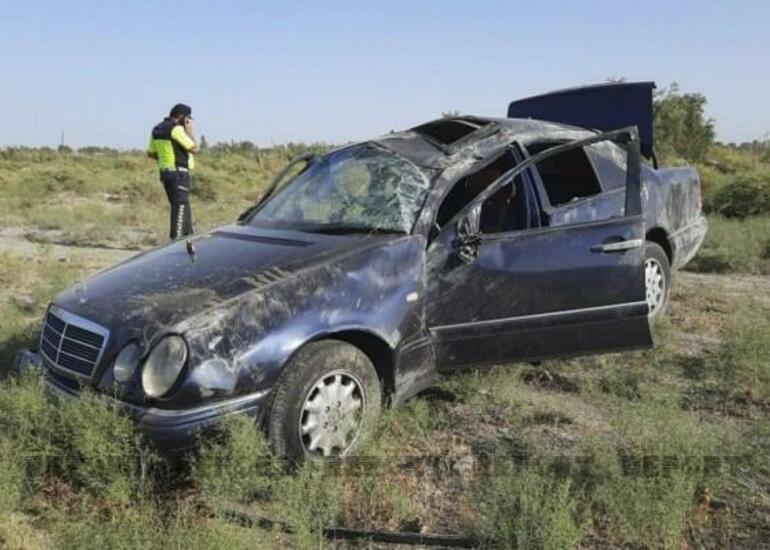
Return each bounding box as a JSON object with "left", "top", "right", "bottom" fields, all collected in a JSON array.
[
  {"left": 0, "top": 372, "right": 60, "bottom": 483},
  {"left": 190, "top": 171, "right": 219, "bottom": 201},
  {"left": 54, "top": 499, "right": 262, "bottom": 550},
  {"left": 686, "top": 215, "right": 770, "bottom": 274},
  {"left": 473, "top": 463, "right": 586, "bottom": 550},
  {"left": 707, "top": 145, "right": 762, "bottom": 175},
  {"left": 0, "top": 373, "right": 149, "bottom": 503},
  {"left": 708, "top": 305, "right": 770, "bottom": 399},
  {"left": 693, "top": 163, "right": 728, "bottom": 213},
  {"left": 654, "top": 85, "right": 715, "bottom": 162},
  {"left": 191, "top": 415, "right": 278, "bottom": 510},
  {"left": 712, "top": 172, "right": 770, "bottom": 218},
  {"left": 58, "top": 391, "right": 147, "bottom": 502},
  {"left": 0, "top": 438, "right": 24, "bottom": 515},
  {"left": 596, "top": 472, "right": 695, "bottom": 549},
  {"left": 270, "top": 462, "right": 340, "bottom": 550}
]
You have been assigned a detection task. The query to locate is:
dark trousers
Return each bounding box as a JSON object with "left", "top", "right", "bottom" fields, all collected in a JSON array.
[{"left": 160, "top": 170, "right": 193, "bottom": 240}]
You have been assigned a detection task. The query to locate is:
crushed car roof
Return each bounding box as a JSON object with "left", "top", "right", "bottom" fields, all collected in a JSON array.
[{"left": 374, "top": 116, "right": 593, "bottom": 170}]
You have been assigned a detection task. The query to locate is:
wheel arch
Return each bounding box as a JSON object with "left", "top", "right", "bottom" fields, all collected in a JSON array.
[
  {"left": 308, "top": 329, "right": 396, "bottom": 403},
  {"left": 645, "top": 226, "right": 672, "bottom": 264}
]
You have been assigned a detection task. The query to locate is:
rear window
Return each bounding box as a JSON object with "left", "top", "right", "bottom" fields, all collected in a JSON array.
[
  {"left": 412, "top": 118, "right": 491, "bottom": 146},
  {"left": 528, "top": 142, "right": 602, "bottom": 206}
]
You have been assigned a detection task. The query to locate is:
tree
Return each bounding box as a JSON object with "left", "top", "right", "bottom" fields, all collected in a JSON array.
[
  {"left": 199, "top": 135, "right": 209, "bottom": 152},
  {"left": 653, "top": 84, "right": 715, "bottom": 162}
]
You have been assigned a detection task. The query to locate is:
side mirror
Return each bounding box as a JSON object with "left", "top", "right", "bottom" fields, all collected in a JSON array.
[{"left": 455, "top": 205, "right": 482, "bottom": 263}]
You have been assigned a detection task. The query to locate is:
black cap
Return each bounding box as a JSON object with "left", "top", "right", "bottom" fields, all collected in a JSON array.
[{"left": 169, "top": 103, "right": 193, "bottom": 119}]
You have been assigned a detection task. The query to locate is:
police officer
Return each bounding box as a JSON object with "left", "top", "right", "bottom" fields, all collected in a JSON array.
[{"left": 147, "top": 104, "right": 197, "bottom": 239}]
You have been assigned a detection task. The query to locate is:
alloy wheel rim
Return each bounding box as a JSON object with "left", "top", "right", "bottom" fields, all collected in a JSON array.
[
  {"left": 645, "top": 258, "right": 666, "bottom": 316},
  {"left": 299, "top": 371, "right": 365, "bottom": 457}
]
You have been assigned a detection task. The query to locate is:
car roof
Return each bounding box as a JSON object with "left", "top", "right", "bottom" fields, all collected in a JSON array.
[{"left": 372, "top": 116, "right": 594, "bottom": 170}]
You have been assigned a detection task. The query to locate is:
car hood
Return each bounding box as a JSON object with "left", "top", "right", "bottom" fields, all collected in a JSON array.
[{"left": 52, "top": 224, "right": 388, "bottom": 334}]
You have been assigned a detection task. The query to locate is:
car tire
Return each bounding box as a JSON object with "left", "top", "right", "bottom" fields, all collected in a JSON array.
[
  {"left": 645, "top": 241, "right": 671, "bottom": 321},
  {"left": 267, "top": 340, "right": 382, "bottom": 458}
]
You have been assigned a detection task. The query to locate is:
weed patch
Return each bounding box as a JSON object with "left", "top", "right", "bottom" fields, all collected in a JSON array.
[
  {"left": 708, "top": 304, "right": 770, "bottom": 400},
  {"left": 472, "top": 462, "right": 587, "bottom": 549}
]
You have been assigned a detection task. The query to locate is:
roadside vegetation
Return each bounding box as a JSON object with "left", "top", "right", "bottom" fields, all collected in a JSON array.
[{"left": 0, "top": 86, "right": 768, "bottom": 547}]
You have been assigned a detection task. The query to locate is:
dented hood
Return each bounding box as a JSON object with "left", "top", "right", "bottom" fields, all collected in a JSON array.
[
  {"left": 52, "top": 224, "right": 382, "bottom": 334},
  {"left": 507, "top": 81, "right": 656, "bottom": 158}
]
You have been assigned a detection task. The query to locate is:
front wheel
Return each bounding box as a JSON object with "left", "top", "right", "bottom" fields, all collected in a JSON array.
[
  {"left": 267, "top": 340, "right": 382, "bottom": 458},
  {"left": 644, "top": 241, "right": 671, "bottom": 320}
]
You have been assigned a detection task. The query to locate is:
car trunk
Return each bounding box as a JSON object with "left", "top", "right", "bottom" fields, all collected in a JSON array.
[{"left": 507, "top": 81, "right": 656, "bottom": 161}]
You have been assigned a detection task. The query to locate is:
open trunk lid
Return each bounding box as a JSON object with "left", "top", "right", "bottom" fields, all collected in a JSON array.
[{"left": 507, "top": 82, "right": 656, "bottom": 159}]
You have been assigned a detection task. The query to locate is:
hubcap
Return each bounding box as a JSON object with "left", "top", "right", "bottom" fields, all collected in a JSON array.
[
  {"left": 645, "top": 258, "right": 666, "bottom": 316},
  {"left": 299, "top": 371, "right": 365, "bottom": 457}
]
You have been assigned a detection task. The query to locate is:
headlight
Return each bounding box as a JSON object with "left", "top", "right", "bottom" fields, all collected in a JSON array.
[
  {"left": 141, "top": 336, "right": 187, "bottom": 398},
  {"left": 113, "top": 343, "right": 141, "bottom": 383}
]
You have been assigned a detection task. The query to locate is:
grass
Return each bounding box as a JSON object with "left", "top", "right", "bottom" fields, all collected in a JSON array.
[
  {"left": 0, "top": 143, "right": 769, "bottom": 547},
  {"left": 706, "top": 304, "right": 770, "bottom": 400},
  {"left": 686, "top": 215, "right": 770, "bottom": 275},
  {"left": 0, "top": 146, "right": 326, "bottom": 249},
  {"left": 473, "top": 465, "right": 586, "bottom": 549}
]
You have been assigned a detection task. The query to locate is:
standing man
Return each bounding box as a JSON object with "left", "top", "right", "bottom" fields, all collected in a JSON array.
[{"left": 147, "top": 104, "right": 197, "bottom": 240}]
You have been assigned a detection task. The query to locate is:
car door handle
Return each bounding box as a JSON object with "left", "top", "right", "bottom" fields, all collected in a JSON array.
[{"left": 591, "top": 238, "right": 643, "bottom": 253}]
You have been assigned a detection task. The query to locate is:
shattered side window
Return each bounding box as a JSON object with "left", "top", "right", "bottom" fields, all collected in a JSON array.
[
  {"left": 585, "top": 141, "right": 627, "bottom": 190},
  {"left": 252, "top": 145, "right": 430, "bottom": 233}
]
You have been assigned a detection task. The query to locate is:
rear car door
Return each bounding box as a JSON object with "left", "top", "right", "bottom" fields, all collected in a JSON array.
[{"left": 426, "top": 128, "right": 652, "bottom": 369}]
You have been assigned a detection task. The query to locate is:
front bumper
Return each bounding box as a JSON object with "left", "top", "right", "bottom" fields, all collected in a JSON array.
[{"left": 15, "top": 349, "right": 269, "bottom": 453}]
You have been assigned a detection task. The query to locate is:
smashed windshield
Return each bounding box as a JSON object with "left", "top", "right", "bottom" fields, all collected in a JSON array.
[{"left": 251, "top": 144, "right": 430, "bottom": 233}]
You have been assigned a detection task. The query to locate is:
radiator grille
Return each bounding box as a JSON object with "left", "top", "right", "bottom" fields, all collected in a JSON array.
[{"left": 39, "top": 307, "right": 108, "bottom": 379}]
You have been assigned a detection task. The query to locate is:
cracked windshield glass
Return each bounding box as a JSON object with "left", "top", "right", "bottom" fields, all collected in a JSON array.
[{"left": 252, "top": 144, "right": 430, "bottom": 233}]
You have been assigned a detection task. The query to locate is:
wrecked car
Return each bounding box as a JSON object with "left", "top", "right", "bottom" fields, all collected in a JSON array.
[{"left": 20, "top": 82, "right": 706, "bottom": 457}]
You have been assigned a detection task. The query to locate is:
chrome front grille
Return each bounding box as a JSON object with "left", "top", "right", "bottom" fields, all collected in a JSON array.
[{"left": 40, "top": 305, "right": 109, "bottom": 379}]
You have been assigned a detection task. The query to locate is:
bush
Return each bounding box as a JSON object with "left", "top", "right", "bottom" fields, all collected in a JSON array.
[
  {"left": 706, "top": 145, "right": 762, "bottom": 175},
  {"left": 596, "top": 471, "right": 696, "bottom": 549},
  {"left": 711, "top": 172, "right": 770, "bottom": 218},
  {"left": 0, "top": 373, "right": 149, "bottom": 503},
  {"left": 686, "top": 215, "right": 770, "bottom": 275},
  {"left": 58, "top": 391, "right": 147, "bottom": 502},
  {"left": 54, "top": 499, "right": 262, "bottom": 550},
  {"left": 0, "top": 438, "right": 24, "bottom": 515},
  {"left": 709, "top": 305, "right": 770, "bottom": 399},
  {"left": 191, "top": 415, "right": 278, "bottom": 510},
  {"left": 270, "top": 462, "right": 341, "bottom": 550},
  {"left": 0, "top": 372, "right": 60, "bottom": 483},
  {"left": 654, "top": 84, "right": 715, "bottom": 163},
  {"left": 474, "top": 464, "right": 586, "bottom": 549},
  {"left": 693, "top": 163, "right": 729, "bottom": 213}
]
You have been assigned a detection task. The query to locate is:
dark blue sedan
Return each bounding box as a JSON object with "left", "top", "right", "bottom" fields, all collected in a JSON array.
[{"left": 22, "top": 83, "right": 705, "bottom": 457}]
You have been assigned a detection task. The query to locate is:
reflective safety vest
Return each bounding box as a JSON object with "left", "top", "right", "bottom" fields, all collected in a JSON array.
[{"left": 147, "top": 117, "right": 196, "bottom": 170}]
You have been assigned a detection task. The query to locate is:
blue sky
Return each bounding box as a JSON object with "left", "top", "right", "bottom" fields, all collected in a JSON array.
[{"left": 0, "top": 1, "right": 767, "bottom": 148}]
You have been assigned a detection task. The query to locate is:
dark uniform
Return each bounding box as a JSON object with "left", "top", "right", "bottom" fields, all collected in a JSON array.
[{"left": 147, "top": 107, "right": 196, "bottom": 239}]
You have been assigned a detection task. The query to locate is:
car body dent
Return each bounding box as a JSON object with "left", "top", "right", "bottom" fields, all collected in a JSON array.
[{"left": 51, "top": 226, "right": 428, "bottom": 411}]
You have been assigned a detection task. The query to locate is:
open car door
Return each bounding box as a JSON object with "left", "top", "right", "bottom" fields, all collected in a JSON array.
[{"left": 426, "top": 127, "right": 652, "bottom": 369}]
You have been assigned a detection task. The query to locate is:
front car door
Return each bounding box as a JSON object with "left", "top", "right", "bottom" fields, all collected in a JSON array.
[{"left": 426, "top": 128, "right": 652, "bottom": 369}]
